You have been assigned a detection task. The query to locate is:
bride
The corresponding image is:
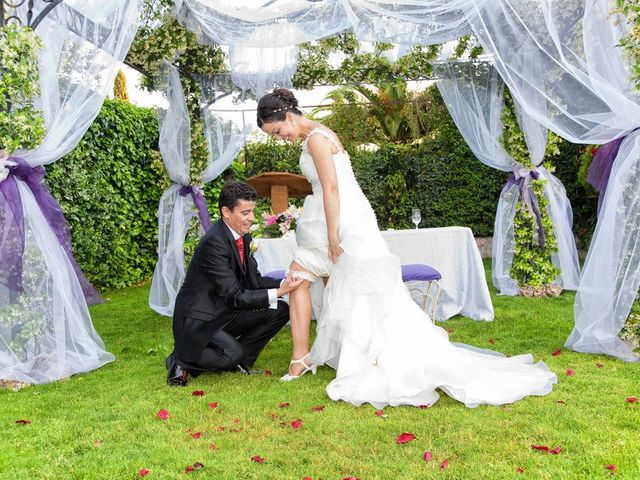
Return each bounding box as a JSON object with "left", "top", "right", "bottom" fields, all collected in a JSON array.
[{"left": 257, "top": 88, "right": 557, "bottom": 408}]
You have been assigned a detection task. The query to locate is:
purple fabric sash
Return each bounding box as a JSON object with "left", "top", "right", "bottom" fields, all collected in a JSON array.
[
  {"left": 503, "top": 166, "right": 546, "bottom": 248},
  {"left": 0, "top": 157, "right": 103, "bottom": 305},
  {"left": 179, "top": 185, "right": 211, "bottom": 231},
  {"left": 586, "top": 137, "right": 625, "bottom": 215}
]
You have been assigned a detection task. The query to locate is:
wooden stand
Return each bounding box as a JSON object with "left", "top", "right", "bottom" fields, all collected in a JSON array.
[{"left": 247, "top": 172, "right": 312, "bottom": 213}]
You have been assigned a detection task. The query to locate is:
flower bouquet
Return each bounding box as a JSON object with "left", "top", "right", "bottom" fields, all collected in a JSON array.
[{"left": 255, "top": 205, "right": 302, "bottom": 239}]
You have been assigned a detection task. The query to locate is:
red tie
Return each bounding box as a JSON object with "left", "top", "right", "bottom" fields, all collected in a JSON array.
[{"left": 235, "top": 236, "right": 245, "bottom": 267}]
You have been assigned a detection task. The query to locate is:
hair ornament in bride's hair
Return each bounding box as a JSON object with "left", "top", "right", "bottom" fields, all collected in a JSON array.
[
  {"left": 256, "top": 88, "right": 301, "bottom": 127},
  {"left": 271, "top": 105, "right": 291, "bottom": 114}
]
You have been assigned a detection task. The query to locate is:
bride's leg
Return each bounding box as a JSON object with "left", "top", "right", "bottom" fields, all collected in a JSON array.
[{"left": 288, "top": 261, "right": 313, "bottom": 375}]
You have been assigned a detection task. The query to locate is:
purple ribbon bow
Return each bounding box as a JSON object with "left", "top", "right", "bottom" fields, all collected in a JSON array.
[
  {"left": 179, "top": 184, "right": 211, "bottom": 231},
  {"left": 0, "top": 157, "right": 103, "bottom": 305},
  {"left": 504, "top": 166, "right": 546, "bottom": 249},
  {"left": 586, "top": 137, "right": 626, "bottom": 216}
]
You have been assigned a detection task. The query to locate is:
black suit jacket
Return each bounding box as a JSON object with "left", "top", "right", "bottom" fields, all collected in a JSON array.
[{"left": 172, "top": 219, "right": 281, "bottom": 363}]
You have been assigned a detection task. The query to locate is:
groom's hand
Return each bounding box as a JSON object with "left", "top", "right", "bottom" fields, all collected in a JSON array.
[{"left": 276, "top": 275, "right": 304, "bottom": 297}]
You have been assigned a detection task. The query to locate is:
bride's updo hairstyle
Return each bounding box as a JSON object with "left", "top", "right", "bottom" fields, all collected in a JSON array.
[{"left": 257, "top": 88, "right": 303, "bottom": 127}]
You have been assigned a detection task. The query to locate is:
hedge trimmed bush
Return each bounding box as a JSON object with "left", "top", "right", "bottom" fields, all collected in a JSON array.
[
  {"left": 47, "top": 99, "right": 165, "bottom": 290},
  {"left": 47, "top": 99, "right": 244, "bottom": 291},
  {"left": 240, "top": 137, "right": 505, "bottom": 235}
]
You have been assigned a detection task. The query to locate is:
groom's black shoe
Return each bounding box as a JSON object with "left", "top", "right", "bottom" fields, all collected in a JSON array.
[{"left": 166, "top": 354, "right": 189, "bottom": 387}]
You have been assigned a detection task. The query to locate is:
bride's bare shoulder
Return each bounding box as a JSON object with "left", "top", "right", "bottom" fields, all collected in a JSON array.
[{"left": 305, "top": 126, "right": 342, "bottom": 154}]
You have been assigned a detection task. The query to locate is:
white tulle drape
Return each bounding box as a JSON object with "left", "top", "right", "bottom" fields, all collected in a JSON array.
[
  {"left": 467, "top": 0, "right": 640, "bottom": 359},
  {"left": 0, "top": 0, "right": 141, "bottom": 384},
  {"left": 342, "top": 0, "right": 474, "bottom": 45},
  {"left": 228, "top": 45, "right": 299, "bottom": 99},
  {"left": 172, "top": 0, "right": 480, "bottom": 96},
  {"left": 437, "top": 62, "right": 579, "bottom": 295},
  {"left": 149, "top": 63, "right": 244, "bottom": 317}
]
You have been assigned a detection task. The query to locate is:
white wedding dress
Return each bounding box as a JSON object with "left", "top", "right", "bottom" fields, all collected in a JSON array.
[{"left": 294, "top": 127, "right": 557, "bottom": 408}]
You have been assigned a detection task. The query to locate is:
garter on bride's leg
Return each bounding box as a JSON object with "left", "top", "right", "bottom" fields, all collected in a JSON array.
[{"left": 281, "top": 262, "right": 317, "bottom": 380}]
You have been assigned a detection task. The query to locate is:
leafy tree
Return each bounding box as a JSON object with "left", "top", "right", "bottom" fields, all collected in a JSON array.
[
  {"left": 0, "top": 24, "right": 45, "bottom": 152},
  {"left": 615, "top": 1, "right": 640, "bottom": 89},
  {"left": 126, "top": 0, "right": 227, "bottom": 179},
  {"left": 294, "top": 34, "right": 443, "bottom": 143}
]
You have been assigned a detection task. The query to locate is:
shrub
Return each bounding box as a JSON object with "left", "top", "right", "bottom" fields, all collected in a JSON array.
[{"left": 48, "top": 99, "right": 165, "bottom": 290}]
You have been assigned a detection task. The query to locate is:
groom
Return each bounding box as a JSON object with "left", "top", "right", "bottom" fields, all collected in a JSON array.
[{"left": 167, "top": 181, "right": 302, "bottom": 386}]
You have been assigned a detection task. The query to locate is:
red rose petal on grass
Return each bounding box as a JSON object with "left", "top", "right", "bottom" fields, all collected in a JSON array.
[
  {"left": 557, "top": 400, "right": 567, "bottom": 405},
  {"left": 303, "top": 477, "right": 312, "bottom": 480},
  {"left": 422, "top": 451, "right": 432, "bottom": 462},
  {"left": 374, "top": 409, "right": 385, "bottom": 416},
  {"left": 291, "top": 419, "right": 303, "bottom": 429},
  {"left": 552, "top": 349, "right": 562, "bottom": 356},
  {"left": 550, "top": 446, "right": 562, "bottom": 455},
  {"left": 565, "top": 368, "right": 575, "bottom": 376},
  {"left": 251, "top": 455, "right": 265, "bottom": 464},
  {"left": 208, "top": 402, "right": 218, "bottom": 409},
  {"left": 190, "top": 432, "right": 202, "bottom": 439},
  {"left": 531, "top": 444, "right": 550, "bottom": 452},
  {"left": 596, "top": 363, "right": 604, "bottom": 368},
  {"left": 488, "top": 338, "right": 496, "bottom": 344},
  {"left": 192, "top": 390, "right": 205, "bottom": 396},
  {"left": 440, "top": 459, "right": 449, "bottom": 470},
  {"left": 15, "top": 419, "right": 31, "bottom": 425},
  {"left": 626, "top": 397, "right": 638, "bottom": 403},
  {"left": 311, "top": 405, "right": 325, "bottom": 412},
  {"left": 279, "top": 402, "right": 290, "bottom": 408},
  {"left": 516, "top": 466, "right": 525, "bottom": 474},
  {"left": 156, "top": 409, "right": 169, "bottom": 420},
  {"left": 418, "top": 404, "right": 431, "bottom": 409},
  {"left": 185, "top": 465, "right": 194, "bottom": 473},
  {"left": 343, "top": 477, "right": 361, "bottom": 480},
  {"left": 605, "top": 464, "right": 617, "bottom": 471},
  {"left": 396, "top": 432, "right": 416, "bottom": 444},
  {"left": 263, "top": 370, "right": 273, "bottom": 376},
  {"left": 209, "top": 443, "right": 218, "bottom": 450},
  {"left": 138, "top": 469, "right": 150, "bottom": 477}
]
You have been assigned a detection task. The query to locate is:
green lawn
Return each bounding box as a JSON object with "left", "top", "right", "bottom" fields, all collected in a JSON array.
[{"left": 1, "top": 262, "right": 639, "bottom": 479}]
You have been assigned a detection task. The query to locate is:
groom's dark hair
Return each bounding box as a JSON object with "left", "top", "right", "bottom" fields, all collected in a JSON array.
[{"left": 218, "top": 181, "right": 257, "bottom": 214}]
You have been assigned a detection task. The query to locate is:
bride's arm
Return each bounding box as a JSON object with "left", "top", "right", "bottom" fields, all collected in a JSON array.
[{"left": 306, "top": 134, "right": 342, "bottom": 262}]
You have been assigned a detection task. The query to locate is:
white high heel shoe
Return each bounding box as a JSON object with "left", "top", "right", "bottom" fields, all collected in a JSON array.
[{"left": 280, "top": 353, "right": 317, "bottom": 382}]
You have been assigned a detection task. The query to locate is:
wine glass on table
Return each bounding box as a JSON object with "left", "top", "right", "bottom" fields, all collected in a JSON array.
[{"left": 411, "top": 208, "right": 421, "bottom": 230}]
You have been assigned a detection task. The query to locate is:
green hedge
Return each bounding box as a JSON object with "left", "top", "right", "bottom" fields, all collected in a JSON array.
[
  {"left": 551, "top": 141, "right": 598, "bottom": 252},
  {"left": 47, "top": 99, "right": 165, "bottom": 290},
  {"left": 240, "top": 138, "right": 506, "bottom": 236},
  {"left": 47, "top": 99, "right": 243, "bottom": 291}
]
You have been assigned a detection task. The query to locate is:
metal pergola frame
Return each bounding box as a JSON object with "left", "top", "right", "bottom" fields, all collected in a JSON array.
[{"left": 0, "top": 0, "right": 63, "bottom": 30}]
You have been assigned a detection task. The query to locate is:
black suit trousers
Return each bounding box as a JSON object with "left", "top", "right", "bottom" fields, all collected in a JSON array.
[{"left": 184, "top": 300, "right": 289, "bottom": 372}]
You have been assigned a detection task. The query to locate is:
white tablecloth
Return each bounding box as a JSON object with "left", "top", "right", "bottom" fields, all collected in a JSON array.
[{"left": 254, "top": 227, "right": 494, "bottom": 321}]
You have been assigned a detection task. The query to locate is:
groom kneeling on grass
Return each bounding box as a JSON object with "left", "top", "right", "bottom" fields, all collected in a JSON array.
[{"left": 167, "top": 181, "right": 303, "bottom": 386}]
